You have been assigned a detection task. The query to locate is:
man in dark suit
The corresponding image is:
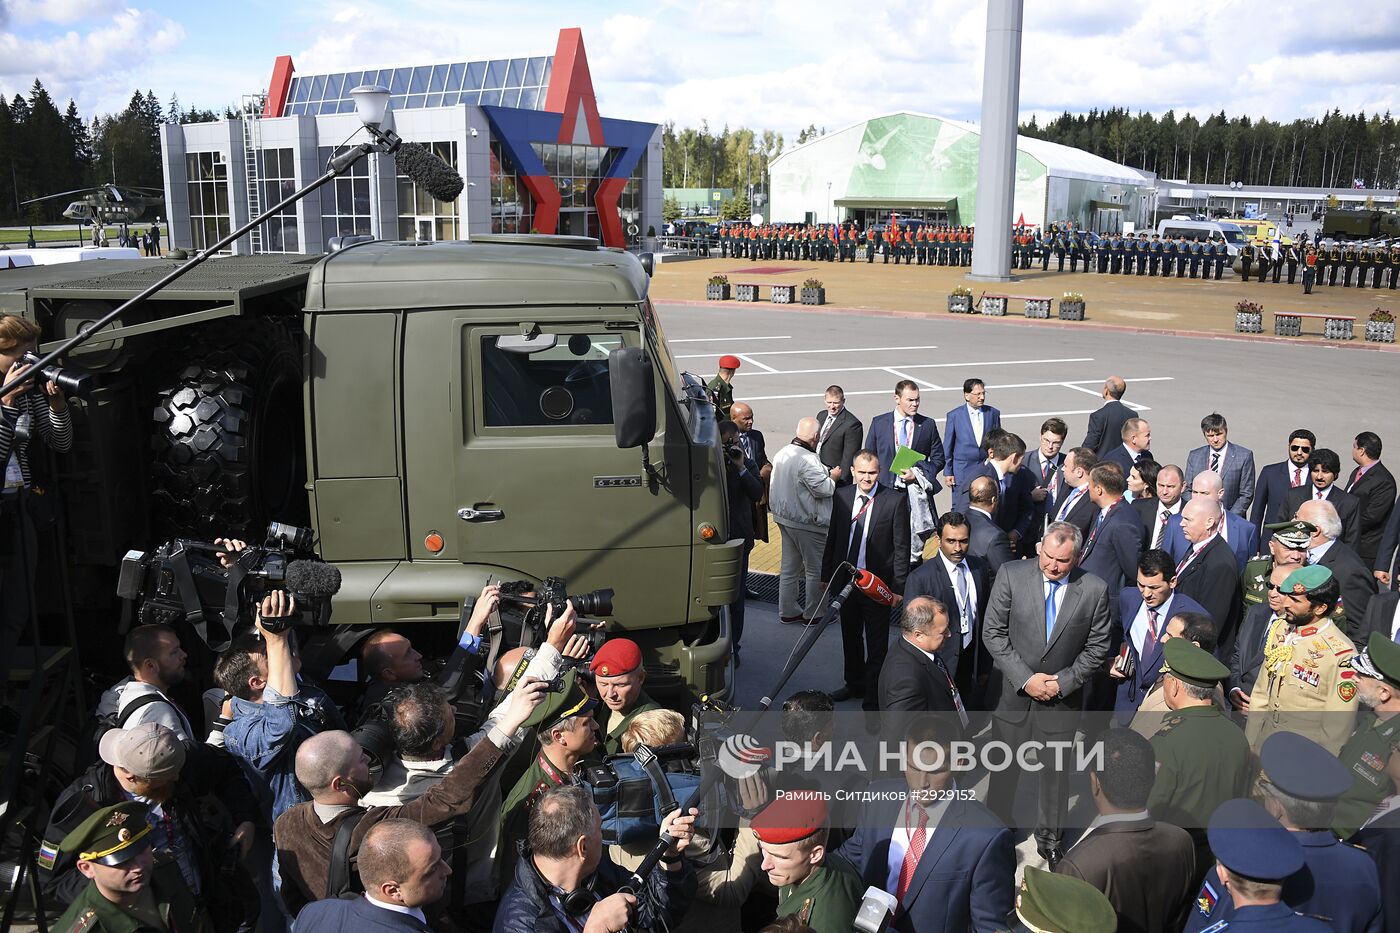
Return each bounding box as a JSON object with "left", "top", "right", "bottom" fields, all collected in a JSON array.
[
  {"left": 1298, "top": 499, "right": 1379, "bottom": 641},
  {"left": 1021, "top": 417, "right": 1068, "bottom": 554},
  {"left": 1250, "top": 429, "right": 1316, "bottom": 538},
  {"left": 1163, "top": 470, "right": 1260, "bottom": 572},
  {"left": 1081, "top": 376, "right": 1133, "bottom": 457},
  {"left": 838, "top": 716, "right": 1014, "bottom": 933},
  {"left": 982, "top": 521, "right": 1113, "bottom": 863},
  {"left": 942, "top": 378, "right": 1002, "bottom": 513},
  {"left": 1134, "top": 463, "right": 1184, "bottom": 552},
  {"left": 904, "top": 512, "right": 992, "bottom": 700},
  {"left": 864, "top": 379, "right": 945, "bottom": 494},
  {"left": 1347, "top": 431, "right": 1397, "bottom": 565},
  {"left": 966, "top": 476, "right": 1014, "bottom": 576},
  {"left": 1361, "top": 588, "right": 1399, "bottom": 642},
  {"left": 822, "top": 450, "right": 910, "bottom": 709},
  {"left": 1054, "top": 729, "right": 1196, "bottom": 933},
  {"left": 730, "top": 402, "right": 771, "bottom": 547},
  {"left": 719, "top": 420, "right": 764, "bottom": 659},
  {"left": 1078, "top": 463, "right": 1146, "bottom": 609},
  {"left": 1184, "top": 412, "right": 1256, "bottom": 516},
  {"left": 295, "top": 819, "right": 445, "bottom": 933},
  {"left": 1375, "top": 493, "right": 1400, "bottom": 590},
  {"left": 878, "top": 597, "right": 961, "bottom": 716},
  {"left": 965, "top": 431, "right": 1034, "bottom": 551},
  {"left": 1274, "top": 448, "right": 1363, "bottom": 551},
  {"left": 815, "top": 384, "right": 863, "bottom": 487},
  {"left": 1173, "top": 497, "right": 1243, "bottom": 659},
  {"left": 1114, "top": 549, "right": 1208, "bottom": 717},
  {"left": 1100, "top": 417, "right": 1152, "bottom": 480},
  {"left": 1049, "top": 447, "right": 1098, "bottom": 540}
]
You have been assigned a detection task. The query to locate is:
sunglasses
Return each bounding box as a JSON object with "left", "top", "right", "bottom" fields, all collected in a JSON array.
[{"left": 1290, "top": 445, "right": 1312, "bottom": 452}]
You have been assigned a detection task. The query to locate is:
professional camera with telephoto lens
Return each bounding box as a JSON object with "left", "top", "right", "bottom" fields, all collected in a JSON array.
[
  {"left": 498, "top": 575, "right": 615, "bottom": 655},
  {"left": 20, "top": 351, "right": 94, "bottom": 397},
  {"left": 116, "top": 521, "right": 341, "bottom": 647}
]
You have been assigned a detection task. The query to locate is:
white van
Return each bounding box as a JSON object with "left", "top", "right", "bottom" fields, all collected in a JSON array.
[{"left": 1154, "top": 219, "right": 1247, "bottom": 257}]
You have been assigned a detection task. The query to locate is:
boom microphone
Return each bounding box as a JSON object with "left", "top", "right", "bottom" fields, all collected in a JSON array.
[
  {"left": 285, "top": 560, "right": 343, "bottom": 599},
  {"left": 394, "top": 142, "right": 465, "bottom": 203},
  {"left": 853, "top": 568, "right": 898, "bottom": 607}
]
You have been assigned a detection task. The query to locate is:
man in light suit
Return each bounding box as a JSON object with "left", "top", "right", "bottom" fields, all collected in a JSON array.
[
  {"left": 1163, "top": 471, "right": 1260, "bottom": 572},
  {"left": 965, "top": 431, "right": 1034, "bottom": 551},
  {"left": 943, "top": 378, "right": 1002, "bottom": 513},
  {"left": 822, "top": 450, "right": 910, "bottom": 709},
  {"left": 1275, "top": 448, "right": 1363, "bottom": 551},
  {"left": 814, "top": 384, "right": 863, "bottom": 488},
  {"left": 1101, "top": 417, "right": 1152, "bottom": 480},
  {"left": 1184, "top": 413, "right": 1256, "bottom": 516},
  {"left": 1081, "top": 376, "right": 1133, "bottom": 457},
  {"left": 1113, "top": 549, "right": 1208, "bottom": 717},
  {"left": 1347, "top": 431, "right": 1397, "bottom": 565},
  {"left": 1173, "top": 497, "right": 1243, "bottom": 659},
  {"left": 295, "top": 819, "right": 445, "bottom": 933},
  {"left": 982, "top": 522, "right": 1113, "bottom": 864},
  {"left": 1020, "top": 417, "right": 1068, "bottom": 555},
  {"left": 1134, "top": 463, "right": 1184, "bottom": 552},
  {"left": 1251, "top": 429, "right": 1316, "bottom": 538},
  {"left": 966, "top": 476, "right": 1015, "bottom": 576},
  {"left": 904, "top": 512, "right": 992, "bottom": 700},
  {"left": 878, "top": 597, "right": 960, "bottom": 716},
  {"left": 1298, "top": 499, "right": 1378, "bottom": 641},
  {"left": 1050, "top": 447, "right": 1098, "bottom": 540},
  {"left": 838, "top": 717, "right": 1015, "bottom": 933}
]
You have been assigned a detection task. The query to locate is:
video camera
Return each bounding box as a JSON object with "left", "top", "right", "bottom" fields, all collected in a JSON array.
[{"left": 117, "top": 521, "right": 340, "bottom": 648}]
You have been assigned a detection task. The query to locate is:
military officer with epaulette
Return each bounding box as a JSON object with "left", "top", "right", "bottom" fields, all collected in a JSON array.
[
  {"left": 1241, "top": 519, "right": 1311, "bottom": 614},
  {"left": 1240, "top": 240, "right": 1255, "bottom": 281},
  {"left": 752, "top": 796, "right": 862, "bottom": 933},
  {"left": 1342, "top": 242, "right": 1358, "bottom": 286},
  {"left": 52, "top": 801, "right": 211, "bottom": 933},
  {"left": 1302, "top": 245, "right": 1318, "bottom": 293},
  {"left": 1184, "top": 798, "right": 1331, "bottom": 932},
  {"left": 1147, "top": 233, "right": 1162, "bottom": 276},
  {"left": 1327, "top": 241, "right": 1343, "bottom": 285},
  {"left": 1009, "top": 868, "right": 1116, "bottom": 933},
  {"left": 1173, "top": 234, "right": 1188, "bottom": 277},
  {"left": 1038, "top": 227, "right": 1051, "bottom": 271},
  {"left": 1187, "top": 237, "right": 1202, "bottom": 278},
  {"left": 1244, "top": 565, "right": 1360, "bottom": 754},
  {"left": 1331, "top": 635, "right": 1400, "bottom": 839},
  {"left": 1283, "top": 240, "right": 1300, "bottom": 284},
  {"left": 1126, "top": 232, "right": 1141, "bottom": 274},
  {"left": 1136, "top": 234, "right": 1149, "bottom": 275},
  {"left": 1357, "top": 245, "right": 1372, "bottom": 289},
  {"left": 866, "top": 225, "right": 878, "bottom": 264},
  {"left": 1256, "top": 242, "right": 1272, "bottom": 283},
  {"left": 1388, "top": 242, "right": 1400, "bottom": 289},
  {"left": 707, "top": 355, "right": 739, "bottom": 421}
]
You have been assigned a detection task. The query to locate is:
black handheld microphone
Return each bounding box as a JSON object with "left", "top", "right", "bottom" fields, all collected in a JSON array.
[{"left": 395, "top": 142, "right": 465, "bottom": 202}]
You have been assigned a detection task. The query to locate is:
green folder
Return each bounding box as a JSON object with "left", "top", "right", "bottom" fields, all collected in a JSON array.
[{"left": 889, "top": 446, "right": 926, "bottom": 476}]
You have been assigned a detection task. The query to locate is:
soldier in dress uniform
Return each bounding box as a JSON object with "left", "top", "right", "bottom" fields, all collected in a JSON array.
[
  {"left": 1243, "top": 565, "right": 1359, "bottom": 754},
  {"left": 1302, "top": 246, "right": 1318, "bottom": 294},
  {"left": 1147, "top": 234, "right": 1162, "bottom": 276},
  {"left": 867, "top": 225, "right": 879, "bottom": 264},
  {"left": 1388, "top": 243, "right": 1400, "bottom": 289},
  {"left": 1373, "top": 244, "right": 1387, "bottom": 288},
  {"left": 1008, "top": 867, "right": 1116, "bottom": 933},
  {"left": 1137, "top": 234, "right": 1149, "bottom": 275},
  {"left": 1283, "top": 240, "right": 1300, "bottom": 284},
  {"left": 1327, "top": 241, "right": 1343, "bottom": 286},
  {"left": 708, "top": 355, "right": 740, "bottom": 421},
  {"left": 1331, "top": 634, "right": 1400, "bottom": 839},
  {"left": 52, "top": 801, "right": 210, "bottom": 933},
  {"left": 1342, "top": 243, "right": 1358, "bottom": 286},
  {"left": 752, "top": 796, "right": 862, "bottom": 933},
  {"left": 1106, "top": 233, "right": 1121, "bottom": 275},
  {"left": 1188, "top": 238, "right": 1202, "bottom": 279},
  {"left": 1356, "top": 245, "right": 1371, "bottom": 289},
  {"left": 1240, "top": 520, "right": 1311, "bottom": 616},
  {"left": 1038, "top": 227, "right": 1051, "bottom": 271},
  {"left": 1240, "top": 241, "right": 1255, "bottom": 281},
  {"left": 1183, "top": 798, "right": 1331, "bottom": 933}
]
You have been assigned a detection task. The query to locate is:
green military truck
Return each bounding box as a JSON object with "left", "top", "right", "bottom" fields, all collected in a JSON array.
[
  {"left": 1322, "top": 209, "right": 1400, "bottom": 241},
  {"left": 0, "top": 236, "right": 738, "bottom": 703}
]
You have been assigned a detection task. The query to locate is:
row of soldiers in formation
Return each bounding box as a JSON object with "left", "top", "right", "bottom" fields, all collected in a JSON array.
[
  {"left": 1022, "top": 226, "right": 1233, "bottom": 278},
  {"left": 1239, "top": 240, "right": 1400, "bottom": 289},
  {"left": 718, "top": 223, "right": 977, "bottom": 265}
]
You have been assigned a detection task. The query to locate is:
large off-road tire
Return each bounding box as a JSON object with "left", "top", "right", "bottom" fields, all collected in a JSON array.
[{"left": 149, "top": 322, "right": 307, "bottom": 539}]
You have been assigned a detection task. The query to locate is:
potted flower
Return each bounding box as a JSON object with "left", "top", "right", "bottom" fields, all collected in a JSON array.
[
  {"left": 948, "top": 285, "right": 974, "bottom": 314},
  {"left": 1366, "top": 307, "right": 1396, "bottom": 343},
  {"left": 706, "top": 274, "right": 730, "bottom": 301},
  {"left": 1234, "top": 299, "right": 1264, "bottom": 334},
  {"left": 800, "top": 277, "right": 826, "bottom": 305},
  {"left": 1059, "top": 291, "right": 1086, "bottom": 320}
]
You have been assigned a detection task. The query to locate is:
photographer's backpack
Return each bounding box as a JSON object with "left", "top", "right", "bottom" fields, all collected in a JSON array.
[
  {"left": 326, "top": 808, "right": 368, "bottom": 898},
  {"left": 575, "top": 743, "right": 706, "bottom": 848},
  {"left": 78, "top": 692, "right": 166, "bottom": 768}
]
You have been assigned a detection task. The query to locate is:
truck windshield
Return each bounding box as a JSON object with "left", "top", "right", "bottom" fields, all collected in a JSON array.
[{"left": 643, "top": 299, "right": 685, "bottom": 404}]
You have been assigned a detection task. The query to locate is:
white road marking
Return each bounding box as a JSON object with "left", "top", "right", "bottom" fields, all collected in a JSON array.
[
  {"left": 713, "top": 356, "right": 1096, "bottom": 377},
  {"left": 739, "top": 377, "right": 1173, "bottom": 413},
  {"left": 674, "top": 344, "right": 940, "bottom": 359},
  {"left": 884, "top": 367, "right": 942, "bottom": 390},
  {"left": 1060, "top": 382, "right": 1107, "bottom": 398},
  {"left": 737, "top": 353, "right": 779, "bottom": 373},
  {"left": 668, "top": 335, "right": 793, "bottom": 343}
]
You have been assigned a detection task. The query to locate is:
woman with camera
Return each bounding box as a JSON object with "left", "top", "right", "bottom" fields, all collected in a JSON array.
[{"left": 0, "top": 315, "right": 72, "bottom": 669}]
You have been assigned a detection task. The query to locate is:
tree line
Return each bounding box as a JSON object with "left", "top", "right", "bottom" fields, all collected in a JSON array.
[
  {"left": 0, "top": 78, "right": 232, "bottom": 225},
  {"left": 1020, "top": 107, "right": 1400, "bottom": 192}
]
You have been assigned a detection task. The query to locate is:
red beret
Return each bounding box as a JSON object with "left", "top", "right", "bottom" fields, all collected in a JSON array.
[
  {"left": 751, "top": 795, "right": 828, "bottom": 845},
  {"left": 718, "top": 355, "right": 741, "bottom": 371},
  {"left": 590, "top": 638, "right": 642, "bottom": 677}
]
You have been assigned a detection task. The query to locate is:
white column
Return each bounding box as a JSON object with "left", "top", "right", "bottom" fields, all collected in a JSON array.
[{"left": 969, "top": 0, "right": 1024, "bottom": 282}]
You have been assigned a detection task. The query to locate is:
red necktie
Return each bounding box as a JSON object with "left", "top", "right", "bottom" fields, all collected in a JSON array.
[
  {"left": 1291, "top": 466, "right": 1303, "bottom": 488},
  {"left": 896, "top": 805, "right": 928, "bottom": 904},
  {"left": 1147, "top": 606, "right": 1160, "bottom": 642}
]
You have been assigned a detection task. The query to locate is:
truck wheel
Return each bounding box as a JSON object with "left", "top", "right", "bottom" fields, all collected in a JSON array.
[{"left": 150, "top": 324, "right": 306, "bottom": 539}]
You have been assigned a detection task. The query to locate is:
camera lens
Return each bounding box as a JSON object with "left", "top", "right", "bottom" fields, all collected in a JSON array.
[{"left": 570, "top": 588, "right": 614, "bottom": 617}]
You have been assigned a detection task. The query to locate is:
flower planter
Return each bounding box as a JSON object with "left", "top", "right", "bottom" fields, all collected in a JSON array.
[
  {"left": 800, "top": 287, "right": 826, "bottom": 306},
  {"left": 1024, "top": 298, "right": 1052, "bottom": 319},
  {"left": 1235, "top": 311, "right": 1263, "bottom": 334},
  {"left": 1365, "top": 321, "right": 1396, "bottom": 343},
  {"left": 1058, "top": 300, "right": 1086, "bottom": 321},
  {"left": 771, "top": 284, "right": 796, "bottom": 304},
  {"left": 735, "top": 283, "right": 759, "bottom": 302},
  {"left": 706, "top": 283, "right": 731, "bottom": 301},
  {"left": 947, "top": 294, "right": 972, "bottom": 314},
  {"left": 980, "top": 296, "right": 1008, "bottom": 316}
]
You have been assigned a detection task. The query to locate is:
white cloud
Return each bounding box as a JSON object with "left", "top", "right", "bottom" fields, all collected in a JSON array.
[{"left": 2, "top": 0, "right": 119, "bottom": 26}]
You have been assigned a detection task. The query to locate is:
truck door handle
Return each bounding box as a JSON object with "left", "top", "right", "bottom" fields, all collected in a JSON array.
[{"left": 458, "top": 507, "right": 505, "bottom": 523}]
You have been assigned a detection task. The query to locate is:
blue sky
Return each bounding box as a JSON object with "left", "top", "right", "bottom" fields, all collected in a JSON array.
[{"left": 2, "top": 0, "right": 1397, "bottom": 141}]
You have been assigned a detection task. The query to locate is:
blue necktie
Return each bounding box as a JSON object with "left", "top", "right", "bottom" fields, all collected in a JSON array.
[{"left": 1045, "top": 579, "right": 1063, "bottom": 639}]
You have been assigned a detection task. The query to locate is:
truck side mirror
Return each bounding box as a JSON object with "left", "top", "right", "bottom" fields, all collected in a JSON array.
[{"left": 610, "top": 347, "right": 655, "bottom": 449}]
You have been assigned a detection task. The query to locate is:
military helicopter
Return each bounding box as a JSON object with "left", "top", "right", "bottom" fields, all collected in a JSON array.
[{"left": 21, "top": 183, "right": 164, "bottom": 226}]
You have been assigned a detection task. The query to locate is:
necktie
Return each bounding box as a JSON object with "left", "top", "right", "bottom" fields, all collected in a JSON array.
[
  {"left": 896, "top": 805, "right": 928, "bottom": 904},
  {"left": 1292, "top": 466, "right": 1303, "bottom": 487},
  {"left": 1175, "top": 546, "right": 1197, "bottom": 577},
  {"left": 900, "top": 418, "right": 911, "bottom": 447},
  {"left": 1209, "top": 450, "right": 1220, "bottom": 472},
  {"left": 1057, "top": 487, "right": 1080, "bottom": 521},
  {"left": 1041, "top": 457, "right": 1052, "bottom": 480},
  {"left": 847, "top": 495, "right": 869, "bottom": 567},
  {"left": 818, "top": 414, "right": 835, "bottom": 447},
  {"left": 955, "top": 563, "right": 971, "bottom": 635},
  {"left": 740, "top": 433, "right": 752, "bottom": 459},
  {"left": 1154, "top": 509, "right": 1169, "bottom": 549},
  {"left": 1315, "top": 486, "right": 1324, "bottom": 501},
  {"left": 1045, "top": 579, "right": 1063, "bottom": 639},
  {"left": 1147, "top": 606, "right": 1159, "bottom": 642}
]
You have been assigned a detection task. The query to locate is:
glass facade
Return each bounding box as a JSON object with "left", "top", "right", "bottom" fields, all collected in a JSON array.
[
  {"left": 256, "top": 148, "right": 298, "bottom": 252},
  {"left": 185, "top": 151, "right": 231, "bottom": 253},
  {"left": 284, "top": 57, "right": 552, "bottom": 116},
  {"left": 397, "top": 141, "right": 460, "bottom": 241},
  {"left": 488, "top": 141, "right": 645, "bottom": 238},
  {"left": 318, "top": 145, "right": 373, "bottom": 242},
  {"left": 489, "top": 140, "right": 533, "bottom": 233}
]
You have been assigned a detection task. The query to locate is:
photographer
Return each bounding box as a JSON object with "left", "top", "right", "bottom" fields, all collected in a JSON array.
[
  {"left": 590, "top": 638, "right": 662, "bottom": 755},
  {"left": 0, "top": 314, "right": 72, "bottom": 669},
  {"left": 720, "top": 418, "right": 763, "bottom": 663},
  {"left": 494, "top": 784, "right": 698, "bottom": 933},
  {"left": 274, "top": 677, "right": 548, "bottom": 918},
  {"left": 94, "top": 623, "right": 196, "bottom": 740}
]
